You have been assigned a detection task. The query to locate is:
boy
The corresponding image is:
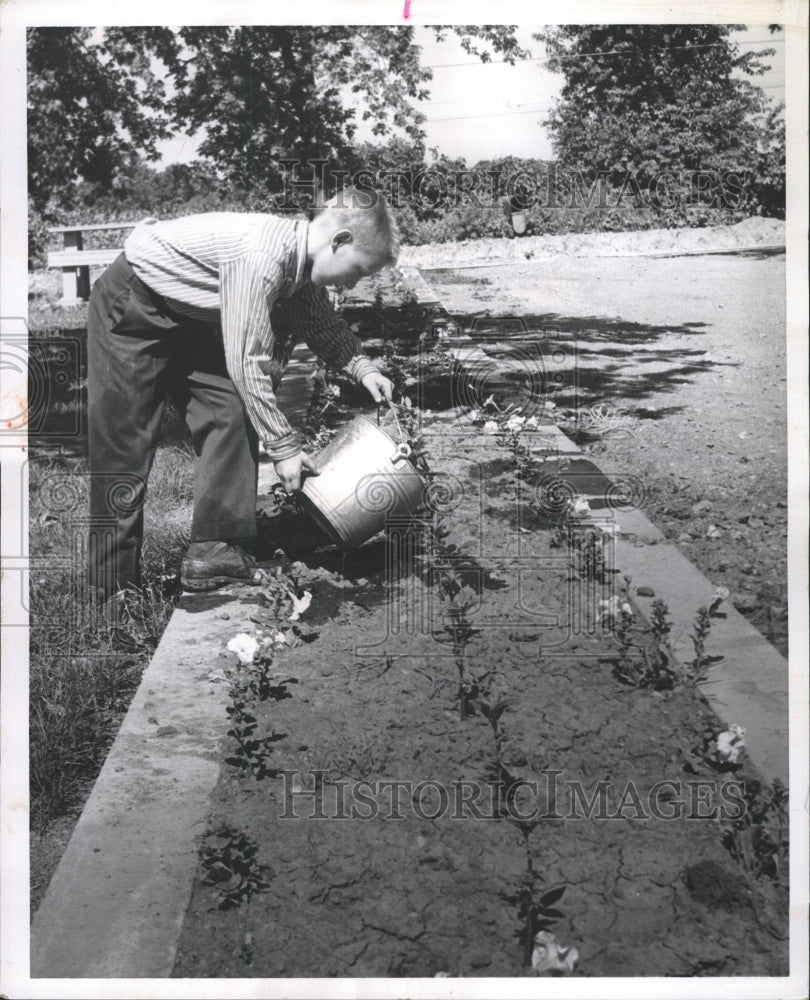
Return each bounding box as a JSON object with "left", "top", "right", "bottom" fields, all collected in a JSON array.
[{"left": 87, "top": 188, "right": 397, "bottom": 619}]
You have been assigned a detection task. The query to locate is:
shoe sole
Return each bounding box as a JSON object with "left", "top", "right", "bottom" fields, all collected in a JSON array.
[{"left": 181, "top": 573, "right": 261, "bottom": 593}]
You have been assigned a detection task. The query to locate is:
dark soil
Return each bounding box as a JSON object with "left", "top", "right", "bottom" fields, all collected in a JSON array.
[{"left": 173, "top": 415, "right": 787, "bottom": 977}]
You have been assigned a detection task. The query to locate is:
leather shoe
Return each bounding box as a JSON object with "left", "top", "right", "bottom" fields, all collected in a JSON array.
[{"left": 180, "top": 541, "right": 262, "bottom": 592}]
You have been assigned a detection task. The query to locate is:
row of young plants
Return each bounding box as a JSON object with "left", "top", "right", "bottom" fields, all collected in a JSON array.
[
  {"left": 199, "top": 566, "right": 315, "bottom": 909},
  {"left": 342, "top": 303, "right": 790, "bottom": 920},
  {"left": 191, "top": 359, "right": 581, "bottom": 972},
  {"left": 475, "top": 393, "right": 789, "bottom": 887},
  {"left": 195, "top": 308, "right": 786, "bottom": 966}
]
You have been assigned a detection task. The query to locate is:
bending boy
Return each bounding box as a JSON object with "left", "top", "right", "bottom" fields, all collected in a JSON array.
[{"left": 87, "top": 188, "right": 397, "bottom": 608}]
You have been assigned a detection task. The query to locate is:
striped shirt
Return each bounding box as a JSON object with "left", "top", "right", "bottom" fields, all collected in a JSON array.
[{"left": 124, "top": 212, "right": 380, "bottom": 461}]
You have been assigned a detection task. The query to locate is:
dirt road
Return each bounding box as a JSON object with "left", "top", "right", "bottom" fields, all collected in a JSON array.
[{"left": 422, "top": 250, "right": 787, "bottom": 654}]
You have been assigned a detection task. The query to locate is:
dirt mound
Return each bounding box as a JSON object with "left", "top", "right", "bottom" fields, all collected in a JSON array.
[{"left": 399, "top": 217, "right": 785, "bottom": 271}]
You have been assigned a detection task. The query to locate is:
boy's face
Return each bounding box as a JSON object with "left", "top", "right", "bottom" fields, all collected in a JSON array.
[{"left": 309, "top": 230, "right": 387, "bottom": 290}]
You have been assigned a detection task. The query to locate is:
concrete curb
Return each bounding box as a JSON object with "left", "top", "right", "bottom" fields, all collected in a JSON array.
[{"left": 30, "top": 591, "right": 256, "bottom": 977}]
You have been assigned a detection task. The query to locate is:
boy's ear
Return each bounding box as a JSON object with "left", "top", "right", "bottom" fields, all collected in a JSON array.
[{"left": 330, "top": 229, "right": 354, "bottom": 251}]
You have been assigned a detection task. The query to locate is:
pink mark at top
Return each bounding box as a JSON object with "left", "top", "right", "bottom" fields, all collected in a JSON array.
[{"left": 403, "top": 0, "right": 411, "bottom": 18}]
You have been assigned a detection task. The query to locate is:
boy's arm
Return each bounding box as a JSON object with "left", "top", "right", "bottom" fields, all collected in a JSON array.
[
  {"left": 219, "top": 253, "right": 302, "bottom": 461},
  {"left": 274, "top": 282, "right": 384, "bottom": 384}
]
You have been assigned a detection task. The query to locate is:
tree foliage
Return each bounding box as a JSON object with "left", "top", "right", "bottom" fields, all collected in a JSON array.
[
  {"left": 27, "top": 25, "right": 528, "bottom": 210},
  {"left": 534, "top": 25, "right": 783, "bottom": 214},
  {"left": 27, "top": 27, "right": 179, "bottom": 212}
]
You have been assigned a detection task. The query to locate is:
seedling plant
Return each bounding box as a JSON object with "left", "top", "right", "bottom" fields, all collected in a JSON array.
[{"left": 200, "top": 825, "right": 272, "bottom": 910}]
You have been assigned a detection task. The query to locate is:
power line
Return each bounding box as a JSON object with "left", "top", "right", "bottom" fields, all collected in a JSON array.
[
  {"left": 425, "top": 37, "right": 784, "bottom": 70},
  {"left": 423, "top": 86, "right": 784, "bottom": 123},
  {"left": 425, "top": 108, "right": 552, "bottom": 123}
]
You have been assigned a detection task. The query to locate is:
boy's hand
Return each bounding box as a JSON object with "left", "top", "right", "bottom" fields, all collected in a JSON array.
[
  {"left": 275, "top": 451, "right": 320, "bottom": 492},
  {"left": 360, "top": 371, "right": 394, "bottom": 403}
]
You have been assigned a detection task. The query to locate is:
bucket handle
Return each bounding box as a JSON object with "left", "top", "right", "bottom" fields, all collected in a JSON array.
[{"left": 377, "top": 398, "right": 407, "bottom": 447}]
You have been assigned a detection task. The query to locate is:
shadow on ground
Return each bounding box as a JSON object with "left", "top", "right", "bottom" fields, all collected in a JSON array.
[{"left": 352, "top": 308, "right": 738, "bottom": 418}]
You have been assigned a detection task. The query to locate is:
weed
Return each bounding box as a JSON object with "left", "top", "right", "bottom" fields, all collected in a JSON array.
[
  {"left": 378, "top": 339, "right": 415, "bottom": 401},
  {"left": 199, "top": 826, "right": 272, "bottom": 909},
  {"left": 389, "top": 265, "right": 419, "bottom": 307},
  {"left": 268, "top": 481, "right": 303, "bottom": 518},
  {"left": 575, "top": 403, "right": 631, "bottom": 442}
]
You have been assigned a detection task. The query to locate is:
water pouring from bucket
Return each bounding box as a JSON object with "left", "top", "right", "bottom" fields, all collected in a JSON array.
[{"left": 297, "top": 404, "right": 426, "bottom": 549}]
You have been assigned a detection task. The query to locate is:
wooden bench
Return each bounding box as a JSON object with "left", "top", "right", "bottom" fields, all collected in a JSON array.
[{"left": 47, "top": 222, "right": 138, "bottom": 305}]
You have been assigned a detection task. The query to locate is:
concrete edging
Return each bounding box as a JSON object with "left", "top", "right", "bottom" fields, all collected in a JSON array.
[{"left": 30, "top": 593, "right": 256, "bottom": 977}]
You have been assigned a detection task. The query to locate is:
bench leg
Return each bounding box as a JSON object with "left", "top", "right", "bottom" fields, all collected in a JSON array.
[
  {"left": 60, "top": 230, "right": 92, "bottom": 304},
  {"left": 77, "top": 265, "right": 91, "bottom": 301},
  {"left": 60, "top": 266, "right": 91, "bottom": 305},
  {"left": 61, "top": 267, "right": 81, "bottom": 306}
]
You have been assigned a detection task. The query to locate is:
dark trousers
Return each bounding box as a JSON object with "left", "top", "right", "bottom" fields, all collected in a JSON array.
[{"left": 87, "top": 254, "right": 259, "bottom": 601}]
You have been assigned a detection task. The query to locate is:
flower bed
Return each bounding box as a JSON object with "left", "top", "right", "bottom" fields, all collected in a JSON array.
[{"left": 172, "top": 313, "right": 787, "bottom": 977}]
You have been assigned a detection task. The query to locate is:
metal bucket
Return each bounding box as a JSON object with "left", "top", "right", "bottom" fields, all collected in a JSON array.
[{"left": 298, "top": 415, "right": 426, "bottom": 549}]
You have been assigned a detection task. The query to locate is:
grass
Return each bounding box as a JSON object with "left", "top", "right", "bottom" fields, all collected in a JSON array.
[
  {"left": 27, "top": 274, "right": 197, "bottom": 832},
  {"left": 29, "top": 448, "right": 192, "bottom": 829}
]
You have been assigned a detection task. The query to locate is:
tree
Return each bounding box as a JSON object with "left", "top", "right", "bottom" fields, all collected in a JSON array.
[
  {"left": 169, "top": 26, "right": 528, "bottom": 195},
  {"left": 27, "top": 25, "right": 529, "bottom": 215},
  {"left": 751, "top": 101, "right": 785, "bottom": 218},
  {"left": 27, "top": 27, "right": 180, "bottom": 213},
  {"left": 535, "top": 25, "right": 779, "bottom": 209}
]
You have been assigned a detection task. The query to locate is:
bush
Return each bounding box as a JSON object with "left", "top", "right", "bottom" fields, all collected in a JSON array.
[{"left": 28, "top": 199, "right": 52, "bottom": 270}]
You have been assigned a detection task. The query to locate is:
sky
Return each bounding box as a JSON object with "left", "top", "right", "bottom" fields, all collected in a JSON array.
[{"left": 155, "top": 25, "right": 785, "bottom": 169}]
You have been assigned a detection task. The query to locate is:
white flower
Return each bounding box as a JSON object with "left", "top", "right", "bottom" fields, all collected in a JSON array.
[
  {"left": 716, "top": 725, "right": 746, "bottom": 763},
  {"left": 621, "top": 601, "right": 633, "bottom": 616},
  {"left": 709, "top": 586, "right": 730, "bottom": 614},
  {"left": 543, "top": 400, "right": 557, "bottom": 410},
  {"left": 287, "top": 590, "right": 312, "bottom": 622},
  {"left": 525, "top": 415, "right": 540, "bottom": 429},
  {"left": 227, "top": 633, "right": 258, "bottom": 664},
  {"left": 505, "top": 414, "right": 527, "bottom": 432},
  {"left": 531, "top": 931, "right": 579, "bottom": 975},
  {"left": 599, "top": 594, "right": 621, "bottom": 621},
  {"left": 568, "top": 495, "right": 591, "bottom": 516},
  {"left": 468, "top": 408, "right": 480, "bottom": 422},
  {"left": 483, "top": 394, "right": 496, "bottom": 408},
  {"left": 482, "top": 420, "right": 499, "bottom": 434}
]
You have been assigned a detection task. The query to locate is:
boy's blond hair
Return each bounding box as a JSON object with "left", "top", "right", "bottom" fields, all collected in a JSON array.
[{"left": 318, "top": 186, "right": 400, "bottom": 265}]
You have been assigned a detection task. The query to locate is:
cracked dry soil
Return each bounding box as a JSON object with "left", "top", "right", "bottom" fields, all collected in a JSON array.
[{"left": 173, "top": 415, "right": 787, "bottom": 978}]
